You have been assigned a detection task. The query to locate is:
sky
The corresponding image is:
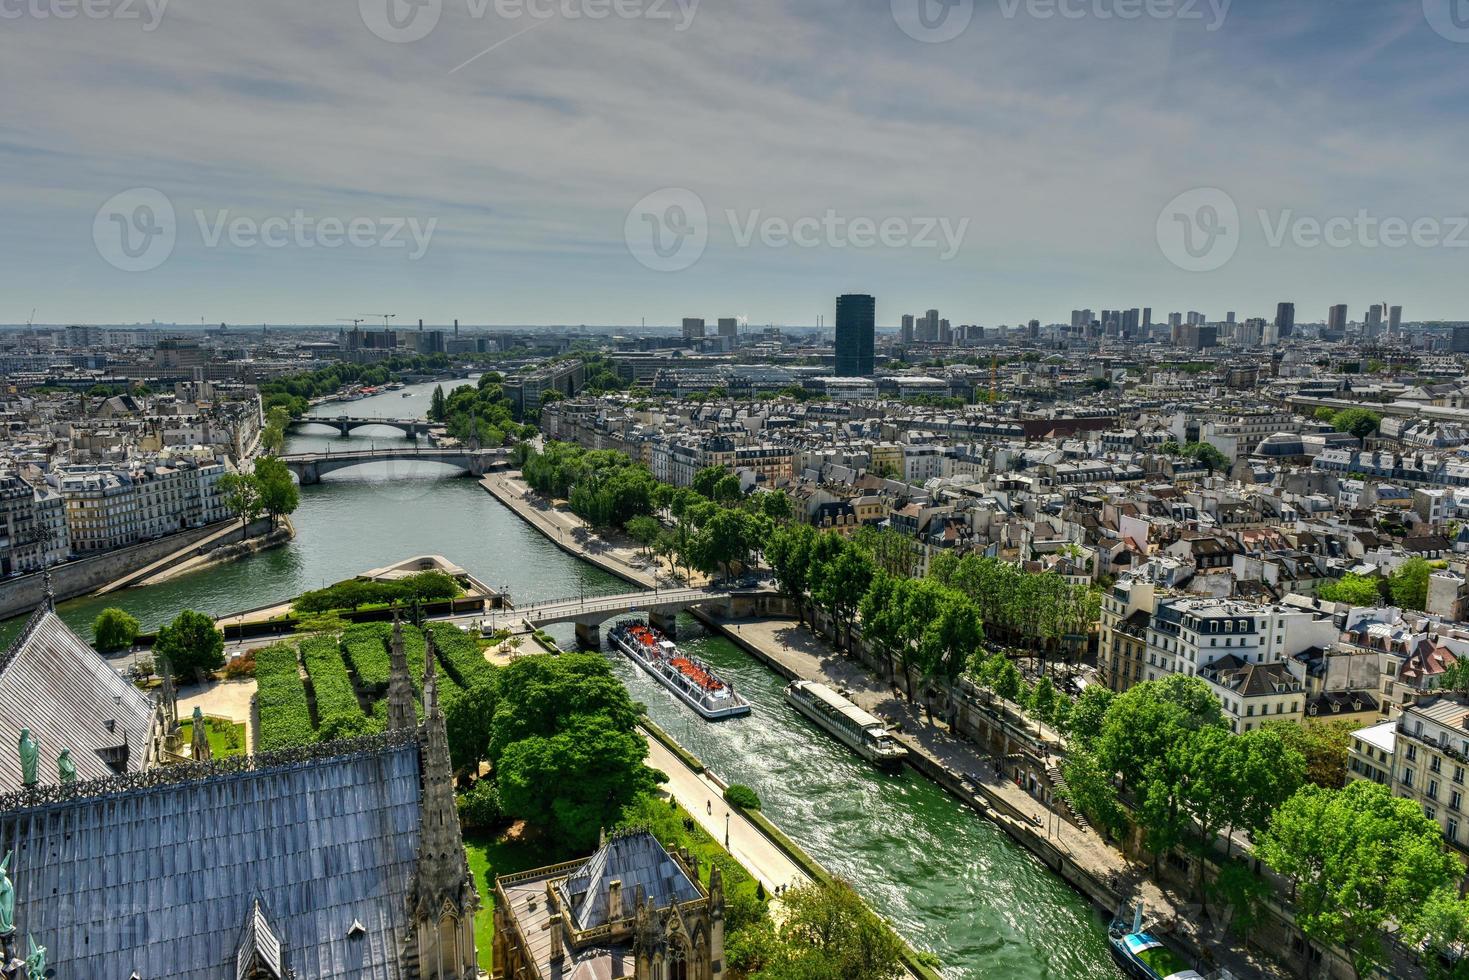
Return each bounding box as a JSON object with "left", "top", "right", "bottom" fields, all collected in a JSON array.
[{"left": 2, "top": 0, "right": 1467, "bottom": 327}]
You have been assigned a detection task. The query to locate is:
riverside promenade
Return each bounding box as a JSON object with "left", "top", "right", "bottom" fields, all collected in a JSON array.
[{"left": 481, "top": 471, "right": 1287, "bottom": 979}]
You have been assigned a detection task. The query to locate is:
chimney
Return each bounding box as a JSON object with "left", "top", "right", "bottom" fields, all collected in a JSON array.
[
  {"left": 454, "top": 319, "right": 459, "bottom": 337},
  {"left": 608, "top": 879, "right": 624, "bottom": 922},
  {"left": 418, "top": 318, "right": 424, "bottom": 331}
]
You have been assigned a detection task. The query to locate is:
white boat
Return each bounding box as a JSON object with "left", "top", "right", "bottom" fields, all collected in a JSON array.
[
  {"left": 610, "top": 621, "right": 751, "bottom": 720},
  {"left": 785, "top": 680, "right": 907, "bottom": 768}
]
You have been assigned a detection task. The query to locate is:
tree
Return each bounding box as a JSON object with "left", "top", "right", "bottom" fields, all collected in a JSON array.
[
  {"left": 429, "top": 384, "right": 447, "bottom": 421},
  {"left": 1060, "top": 748, "right": 1127, "bottom": 835},
  {"left": 811, "top": 540, "right": 873, "bottom": 651},
  {"left": 93, "top": 607, "right": 140, "bottom": 653},
  {"left": 691, "top": 466, "right": 726, "bottom": 500},
  {"left": 694, "top": 508, "right": 756, "bottom": 581},
  {"left": 759, "top": 878, "right": 905, "bottom": 980},
  {"left": 712, "top": 473, "right": 743, "bottom": 505},
  {"left": 218, "top": 472, "right": 264, "bottom": 532},
  {"left": 253, "top": 456, "right": 300, "bottom": 527},
  {"left": 1392, "top": 557, "right": 1432, "bottom": 611},
  {"left": 853, "top": 526, "right": 915, "bottom": 579},
  {"left": 760, "top": 489, "right": 793, "bottom": 524},
  {"left": 1319, "top": 573, "right": 1382, "bottom": 607},
  {"left": 488, "top": 654, "right": 644, "bottom": 763},
  {"left": 1404, "top": 889, "right": 1469, "bottom": 980},
  {"left": 1064, "top": 686, "right": 1116, "bottom": 749},
  {"left": 1313, "top": 407, "right": 1336, "bottom": 423},
  {"left": 1266, "top": 720, "right": 1354, "bottom": 788},
  {"left": 1332, "top": 408, "right": 1383, "bottom": 441},
  {"left": 442, "top": 679, "right": 497, "bottom": 776},
  {"left": 1260, "top": 781, "right": 1461, "bottom": 979},
  {"left": 767, "top": 523, "right": 817, "bottom": 624},
  {"left": 497, "top": 715, "right": 660, "bottom": 851},
  {"left": 153, "top": 609, "right": 226, "bottom": 682},
  {"left": 1096, "top": 674, "right": 1225, "bottom": 792},
  {"left": 625, "top": 515, "right": 661, "bottom": 560}
]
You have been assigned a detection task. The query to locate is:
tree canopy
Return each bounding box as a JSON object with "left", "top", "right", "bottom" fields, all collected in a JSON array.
[{"left": 154, "top": 609, "right": 226, "bottom": 682}]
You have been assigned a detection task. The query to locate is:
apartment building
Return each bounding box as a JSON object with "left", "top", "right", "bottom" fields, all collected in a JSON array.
[
  {"left": 0, "top": 474, "right": 70, "bottom": 575},
  {"left": 57, "top": 468, "right": 139, "bottom": 554},
  {"left": 1389, "top": 696, "right": 1469, "bottom": 860}
]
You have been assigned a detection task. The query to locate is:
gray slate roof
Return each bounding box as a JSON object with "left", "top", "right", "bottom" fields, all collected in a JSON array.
[
  {"left": 1, "top": 736, "right": 423, "bottom": 980},
  {"left": 562, "top": 831, "right": 700, "bottom": 932},
  {"left": 0, "top": 609, "right": 155, "bottom": 791}
]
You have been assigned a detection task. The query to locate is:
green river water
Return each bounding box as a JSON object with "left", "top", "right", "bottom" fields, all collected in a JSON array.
[{"left": 4, "top": 381, "right": 1122, "bottom": 980}]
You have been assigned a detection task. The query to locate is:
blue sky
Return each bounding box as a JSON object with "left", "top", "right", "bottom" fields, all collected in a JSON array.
[{"left": 2, "top": 0, "right": 1466, "bottom": 326}]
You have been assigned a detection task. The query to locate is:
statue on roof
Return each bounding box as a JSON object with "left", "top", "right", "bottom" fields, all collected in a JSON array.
[
  {"left": 190, "top": 707, "right": 211, "bottom": 762},
  {"left": 0, "top": 850, "right": 14, "bottom": 936},
  {"left": 23, "top": 932, "right": 44, "bottom": 977},
  {"left": 16, "top": 730, "right": 38, "bottom": 789},
  {"left": 57, "top": 749, "right": 76, "bottom": 787}
]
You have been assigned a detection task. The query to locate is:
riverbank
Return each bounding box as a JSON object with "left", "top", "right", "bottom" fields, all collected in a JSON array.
[
  {"left": 128, "top": 521, "right": 295, "bottom": 588},
  {"left": 481, "top": 472, "right": 1285, "bottom": 979}
]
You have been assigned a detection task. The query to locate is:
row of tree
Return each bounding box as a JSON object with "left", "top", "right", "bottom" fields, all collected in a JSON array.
[
  {"left": 258, "top": 353, "right": 453, "bottom": 418},
  {"left": 427, "top": 373, "right": 535, "bottom": 448},
  {"left": 1318, "top": 556, "right": 1433, "bottom": 611},
  {"left": 1062, "top": 674, "right": 1465, "bottom": 979},
  {"left": 219, "top": 456, "right": 299, "bottom": 531}
]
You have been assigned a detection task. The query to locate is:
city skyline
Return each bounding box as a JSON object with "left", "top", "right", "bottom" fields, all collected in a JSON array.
[{"left": 4, "top": 1, "right": 1468, "bottom": 324}]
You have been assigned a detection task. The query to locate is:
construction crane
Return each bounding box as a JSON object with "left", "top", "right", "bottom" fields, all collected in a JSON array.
[
  {"left": 338, "top": 318, "right": 366, "bottom": 328},
  {"left": 364, "top": 314, "right": 396, "bottom": 329},
  {"left": 25, "top": 309, "right": 36, "bottom": 333}
]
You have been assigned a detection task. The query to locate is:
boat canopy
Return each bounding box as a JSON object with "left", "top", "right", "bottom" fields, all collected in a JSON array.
[{"left": 796, "top": 682, "right": 886, "bottom": 732}]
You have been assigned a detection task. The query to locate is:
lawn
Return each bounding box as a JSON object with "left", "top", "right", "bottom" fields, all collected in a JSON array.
[
  {"left": 178, "top": 716, "right": 246, "bottom": 758},
  {"left": 464, "top": 830, "right": 579, "bottom": 971}
]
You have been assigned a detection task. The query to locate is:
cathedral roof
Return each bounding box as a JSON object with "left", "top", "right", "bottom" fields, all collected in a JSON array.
[
  {"left": 0, "top": 730, "right": 424, "bottom": 980},
  {"left": 0, "top": 608, "right": 155, "bottom": 791},
  {"left": 563, "top": 831, "right": 700, "bottom": 932}
]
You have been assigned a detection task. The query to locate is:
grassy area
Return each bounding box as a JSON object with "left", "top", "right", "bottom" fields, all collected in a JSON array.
[
  {"left": 463, "top": 830, "right": 578, "bottom": 972},
  {"left": 178, "top": 716, "right": 246, "bottom": 758}
]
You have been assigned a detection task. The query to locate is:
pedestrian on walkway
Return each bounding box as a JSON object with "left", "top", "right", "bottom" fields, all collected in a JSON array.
[{"left": 706, "top": 799, "right": 712, "bottom": 815}]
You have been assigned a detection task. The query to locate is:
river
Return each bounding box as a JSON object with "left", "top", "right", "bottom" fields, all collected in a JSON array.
[{"left": 10, "top": 380, "right": 1121, "bottom": 980}]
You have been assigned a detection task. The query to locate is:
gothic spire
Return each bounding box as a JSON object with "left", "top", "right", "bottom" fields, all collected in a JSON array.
[
  {"left": 386, "top": 609, "right": 417, "bottom": 732},
  {"left": 41, "top": 562, "right": 54, "bottom": 613}
]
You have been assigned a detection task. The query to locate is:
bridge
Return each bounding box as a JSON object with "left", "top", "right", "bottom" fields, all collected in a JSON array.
[
  {"left": 455, "top": 585, "right": 770, "bottom": 648},
  {"left": 279, "top": 447, "right": 505, "bottom": 485},
  {"left": 288, "top": 416, "right": 430, "bottom": 438}
]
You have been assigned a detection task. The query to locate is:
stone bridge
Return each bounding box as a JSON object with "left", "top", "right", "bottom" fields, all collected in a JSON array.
[
  {"left": 288, "top": 416, "right": 430, "bottom": 438},
  {"left": 279, "top": 447, "right": 504, "bottom": 485},
  {"left": 468, "top": 585, "right": 773, "bottom": 647}
]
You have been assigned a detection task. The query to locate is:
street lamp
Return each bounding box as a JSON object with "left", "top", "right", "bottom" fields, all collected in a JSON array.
[{"left": 725, "top": 810, "right": 731, "bottom": 850}]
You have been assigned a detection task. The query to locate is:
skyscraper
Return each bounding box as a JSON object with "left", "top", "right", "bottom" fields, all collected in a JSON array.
[
  {"left": 1275, "top": 302, "right": 1295, "bottom": 340},
  {"left": 717, "top": 317, "right": 738, "bottom": 338},
  {"left": 922, "top": 309, "right": 940, "bottom": 344},
  {"left": 682, "top": 318, "right": 705, "bottom": 342},
  {"left": 1366, "top": 305, "right": 1384, "bottom": 338},
  {"left": 1328, "top": 304, "right": 1348, "bottom": 336},
  {"left": 1389, "top": 306, "right": 1403, "bottom": 335},
  {"left": 835, "top": 294, "right": 876, "bottom": 377},
  {"left": 901, "top": 314, "right": 915, "bottom": 345}
]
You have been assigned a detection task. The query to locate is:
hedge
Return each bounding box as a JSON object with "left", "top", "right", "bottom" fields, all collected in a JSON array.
[
  {"left": 426, "top": 623, "right": 497, "bottom": 689},
  {"left": 342, "top": 624, "right": 393, "bottom": 690},
  {"left": 254, "top": 643, "right": 314, "bottom": 751},
  {"left": 292, "top": 571, "right": 463, "bottom": 615},
  {"left": 300, "top": 634, "right": 363, "bottom": 727}
]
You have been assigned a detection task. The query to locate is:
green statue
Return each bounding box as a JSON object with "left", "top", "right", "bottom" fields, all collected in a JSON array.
[
  {"left": 16, "top": 730, "right": 37, "bottom": 789},
  {"left": 0, "top": 850, "right": 14, "bottom": 936},
  {"left": 24, "top": 932, "right": 44, "bottom": 976},
  {"left": 57, "top": 749, "right": 76, "bottom": 787}
]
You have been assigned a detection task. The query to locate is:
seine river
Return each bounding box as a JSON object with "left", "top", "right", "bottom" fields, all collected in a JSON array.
[{"left": 15, "top": 380, "right": 1121, "bottom": 980}]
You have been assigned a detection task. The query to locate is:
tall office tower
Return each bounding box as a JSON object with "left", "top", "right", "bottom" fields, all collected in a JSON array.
[
  {"left": 1389, "top": 306, "right": 1403, "bottom": 335},
  {"left": 1366, "top": 305, "right": 1384, "bottom": 338},
  {"left": 1275, "top": 302, "right": 1296, "bottom": 340},
  {"left": 1187, "top": 311, "right": 1206, "bottom": 327},
  {"left": 717, "top": 317, "right": 738, "bottom": 338},
  {"left": 1227, "top": 311, "right": 1237, "bottom": 325},
  {"left": 1122, "top": 309, "right": 1140, "bottom": 338},
  {"left": 922, "top": 309, "right": 940, "bottom": 343},
  {"left": 939, "top": 319, "right": 953, "bottom": 345},
  {"left": 1142, "top": 308, "right": 1153, "bottom": 331},
  {"left": 1328, "top": 304, "right": 1349, "bottom": 336},
  {"left": 1028, "top": 319, "right": 1040, "bottom": 339},
  {"left": 1071, "top": 310, "right": 1084, "bottom": 331},
  {"left": 901, "top": 314, "right": 915, "bottom": 345},
  {"left": 682, "top": 318, "right": 705, "bottom": 341},
  {"left": 1453, "top": 325, "right": 1469, "bottom": 354},
  {"left": 1169, "top": 312, "right": 1183, "bottom": 328},
  {"left": 1242, "top": 317, "right": 1266, "bottom": 346},
  {"left": 835, "top": 294, "right": 876, "bottom": 377}
]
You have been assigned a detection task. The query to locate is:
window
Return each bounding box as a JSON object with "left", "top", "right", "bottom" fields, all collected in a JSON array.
[
  {"left": 1451, "top": 819, "right": 1460, "bottom": 843},
  {"left": 1429, "top": 779, "right": 1440, "bottom": 800},
  {"left": 1404, "top": 767, "right": 1416, "bottom": 788}
]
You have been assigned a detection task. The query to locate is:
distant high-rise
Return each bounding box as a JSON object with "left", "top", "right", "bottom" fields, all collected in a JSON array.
[
  {"left": 901, "top": 314, "right": 915, "bottom": 345},
  {"left": 1366, "top": 305, "right": 1384, "bottom": 338},
  {"left": 939, "top": 319, "right": 953, "bottom": 345},
  {"left": 922, "top": 309, "right": 940, "bottom": 344},
  {"left": 1142, "top": 308, "right": 1153, "bottom": 331},
  {"left": 835, "top": 294, "right": 876, "bottom": 377},
  {"left": 1389, "top": 306, "right": 1403, "bottom": 335},
  {"left": 717, "top": 318, "right": 738, "bottom": 338},
  {"left": 1226, "top": 311, "right": 1237, "bottom": 325},
  {"left": 1453, "top": 325, "right": 1469, "bottom": 354},
  {"left": 1168, "top": 312, "right": 1183, "bottom": 328},
  {"left": 682, "top": 318, "right": 705, "bottom": 342},
  {"left": 1328, "top": 304, "right": 1349, "bottom": 336},
  {"left": 1275, "top": 302, "right": 1295, "bottom": 340}
]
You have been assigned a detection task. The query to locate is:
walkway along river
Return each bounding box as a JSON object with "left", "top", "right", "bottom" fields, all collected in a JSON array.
[{"left": 3, "top": 381, "right": 1122, "bottom": 980}]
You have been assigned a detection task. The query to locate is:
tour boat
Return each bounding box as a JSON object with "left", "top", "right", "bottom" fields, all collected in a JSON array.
[
  {"left": 1107, "top": 904, "right": 1205, "bottom": 980},
  {"left": 784, "top": 680, "right": 907, "bottom": 768},
  {"left": 610, "top": 621, "right": 751, "bottom": 721}
]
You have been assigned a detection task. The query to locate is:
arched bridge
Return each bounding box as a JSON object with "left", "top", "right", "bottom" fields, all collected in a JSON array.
[
  {"left": 279, "top": 447, "right": 505, "bottom": 485},
  {"left": 458, "top": 585, "right": 776, "bottom": 647},
  {"left": 288, "top": 416, "right": 430, "bottom": 438}
]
